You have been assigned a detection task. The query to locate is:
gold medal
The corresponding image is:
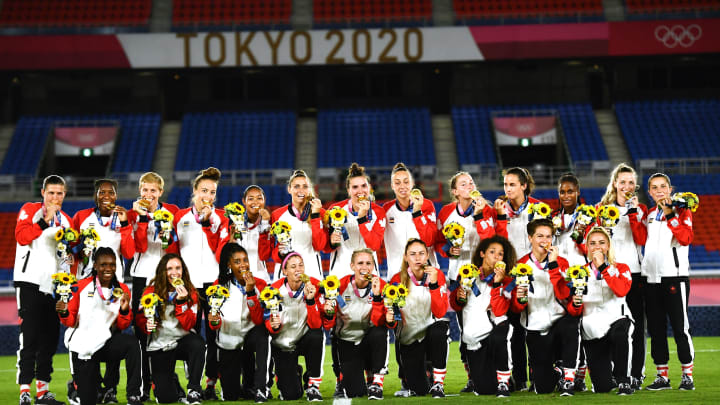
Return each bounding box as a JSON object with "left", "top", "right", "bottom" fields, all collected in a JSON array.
[
  {"left": 411, "top": 189, "right": 423, "bottom": 198},
  {"left": 470, "top": 190, "right": 482, "bottom": 199},
  {"left": 495, "top": 261, "right": 506, "bottom": 271},
  {"left": 299, "top": 274, "right": 310, "bottom": 283},
  {"left": 112, "top": 288, "right": 124, "bottom": 299},
  {"left": 171, "top": 278, "right": 184, "bottom": 287}
]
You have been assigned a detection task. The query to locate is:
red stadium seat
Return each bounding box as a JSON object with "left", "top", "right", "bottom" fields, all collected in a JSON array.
[
  {"left": 172, "top": 0, "right": 292, "bottom": 28},
  {"left": 0, "top": 0, "right": 151, "bottom": 28},
  {"left": 313, "top": 0, "right": 433, "bottom": 26},
  {"left": 452, "top": 0, "right": 605, "bottom": 21}
]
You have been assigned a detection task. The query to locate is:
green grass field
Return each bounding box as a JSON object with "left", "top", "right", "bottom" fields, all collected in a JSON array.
[{"left": 2, "top": 338, "right": 717, "bottom": 404}]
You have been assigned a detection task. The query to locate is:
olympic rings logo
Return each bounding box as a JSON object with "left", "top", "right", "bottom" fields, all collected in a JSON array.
[{"left": 654, "top": 24, "right": 702, "bottom": 48}]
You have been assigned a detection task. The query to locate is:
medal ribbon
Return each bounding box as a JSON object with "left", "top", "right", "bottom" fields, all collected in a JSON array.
[
  {"left": 507, "top": 198, "right": 529, "bottom": 219},
  {"left": 408, "top": 269, "right": 428, "bottom": 286},
  {"left": 349, "top": 201, "right": 373, "bottom": 221},
  {"left": 232, "top": 278, "right": 247, "bottom": 295},
  {"left": 286, "top": 280, "right": 305, "bottom": 299},
  {"left": 95, "top": 209, "right": 118, "bottom": 231}
]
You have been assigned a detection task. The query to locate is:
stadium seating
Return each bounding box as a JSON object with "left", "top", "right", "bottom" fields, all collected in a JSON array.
[
  {"left": 0, "top": 114, "right": 161, "bottom": 176},
  {"left": 175, "top": 111, "right": 296, "bottom": 172},
  {"left": 452, "top": 103, "right": 607, "bottom": 166},
  {"left": 624, "top": 0, "right": 720, "bottom": 20},
  {"left": 616, "top": 99, "right": 720, "bottom": 162},
  {"left": 313, "top": 0, "right": 433, "bottom": 28},
  {"left": 173, "top": 0, "right": 292, "bottom": 31},
  {"left": 453, "top": 0, "right": 605, "bottom": 25},
  {"left": 316, "top": 108, "right": 435, "bottom": 168},
  {"left": 0, "top": 0, "right": 151, "bottom": 31}
]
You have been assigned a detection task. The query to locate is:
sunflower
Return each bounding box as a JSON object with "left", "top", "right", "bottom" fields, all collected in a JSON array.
[
  {"left": 567, "top": 265, "right": 588, "bottom": 280},
  {"left": 322, "top": 275, "right": 339, "bottom": 291},
  {"left": 598, "top": 205, "right": 620, "bottom": 227},
  {"left": 218, "top": 286, "right": 230, "bottom": 298},
  {"left": 205, "top": 285, "right": 218, "bottom": 296},
  {"left": 59, "top": 274, "right": 72, "bottom": 284},
  {"left": 271, "top": 221, "right": 292, "bottom": 236},
  {"left": 458, "top": 263, "right": 478, "bottom": 279},
  {"left": 260, "top": 287, "right": 278, "bottom": 302},
  {"left": 54, "top": 229, "right": 64, "bottom": 241},
  {"left": 64, "top": 228, "right": 79, "bottom": 242},
  {"left": 331, "top": 207, "right": 346, "bottom": 221},
  {"left": 510, "top": 263, "right": 534, "bottom": 277},
  {"left": 606, "top": 206, "right": 619, "bottom": 220},
  {"left": 90, "top": 228, "right": 100, "bottom": 240},
  {"left": 528, "top": 202, "right": 552, "bottom": 219},
  {"left": 383, "top": 284, "right": 398, "bottom": 299},
  {"left": 442, "top": 222, "right": 465, "bottom": 241},
  {"left": 396, "top": 285, "right": 408, "bottom": 297},
  {"left": 223, "top": 202, "right": 245, "bottom": 217},
  {"left": 141, "top": 293, "right": 160, "bottom": 308}
]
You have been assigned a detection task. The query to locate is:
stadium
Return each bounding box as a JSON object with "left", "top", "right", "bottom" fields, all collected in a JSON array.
[{"left": 0, "top": 0, "right": 719, "bottom": 403}]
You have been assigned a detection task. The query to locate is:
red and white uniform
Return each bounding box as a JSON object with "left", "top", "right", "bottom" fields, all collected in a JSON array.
[
  {"left": 641, "top": 207, "right": 693, "bottom": 284},
  {"left": 267, "top": 277, "right": 324, "bottom": 351},
  {"left": 217, "top": 218, "right": 273, "bottom": 283},
  {"left": 504, "top": 197, "right": 540, "bottom": 257},
  {"left": 208, "top": 277, "right": 267, "bottom": 350},
  {"left": 73, "top": 208, "right": 135, "bottom": 281},
  {"left": 579, "top": 262, "right": 632, "bottom": 340},
  {"left": 325, "top": 275, "right": 389, "bottom": 343},
  {"left": 551, "top": 208, "right": 588, "bottom": 267},
  {"left": 136, "top": 286, "right": 199, "bottom": 352},
  {"left": 595, "top": 203, "right": 648, "bottom": 274},
  {"left": 435, "top": 203, "right": 506, "bottom": 280},
  {"left": 327, "top": 200, "right": 386, "bottom": 278},
  {"left": 383, "top": 199, "right": 438, "bottom": 280},
  {"left": 510, "top": 255, "right": 579, "bottom": 333},
  {"left": 59, "top": 277, "right": 132, "bottom": 359},
  {"left": 14, "top": 203, "right": 73, "bottom": 294},
  {"left": 129, "top": 203, "right": 180, "bottom": 283},
  {"left": 174, "top": 207, "right": 229, "bottom": 287},
  {"left": 450, "top": 275, "right": 512, "bottom": 351},
  {"left": 270, "top": 205, "right": 327, "bottom": 280},
  {"left": 389, "top": 271, "right": 449, "bottom": 346}
]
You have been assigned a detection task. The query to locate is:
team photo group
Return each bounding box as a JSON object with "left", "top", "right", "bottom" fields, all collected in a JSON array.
[{"left": 14, "top": 161, "right": 697, "bottom": 405}]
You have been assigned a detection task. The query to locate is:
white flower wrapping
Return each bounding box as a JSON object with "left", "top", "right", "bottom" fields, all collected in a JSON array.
[{"left": 209, "top": 296, "right": 227, "bottom": 316}]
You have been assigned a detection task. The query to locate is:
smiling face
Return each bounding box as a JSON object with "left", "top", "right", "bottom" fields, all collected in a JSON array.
[
  {"left": 347, "top": 176, "right": 370, "bottom": 205},
  {"left": 558, "top": 181, "right": 579, "bottom": 212},
  {"left": 404, "top": 241, "right": 428, "bottom": 273},
  {"left": 587, "top": 231, "right": 609, "bottom": 257},
  {"left": 95, "top": 182, "right": 117, "bottom": 216},
  {"left": 614, "top": 172, "right": 636, "bottom": 202},
  {"left": 504, "top": 173, "right": 526, "bottom": 202},
  {"left": 480, "top": 242, "right": 504, "bottom": 270},
  {"left": 288, "top": 176, "right": 312, "bottom": 207},
  {"left": 243, "top": 188, "right": 265, "bottom": 216},
  {"left": 193, "top": 179, "right": 217, "bottom": 210},
  {"left": 451, "top": 174, "right": 475, "bottom": 201},
  {"left": 391, "top": 170, "right": 413, "bottom": 201},
  {"left": 41, "top": 184, "right": 66, "bottom": 208},
  {"left": 229, "top": 251, "right": 250, "bottom": 282},
  {"left": 139, "top": 181, "right": 163, "bottom": 211},
  {"left": 166, "top": 257, "right": 184, "bottom": 283},
  {"left": 351, "top": 252, "right": 374, "bottom": 285},
  {"left": 282, "top": 255, "right": 305, "bottom": 283},
  {"left": 95, "top": 253, "right": 116, "bottom": 287},
  {"left": 648, "top": 176, "right": 672, "bottom": 204}
]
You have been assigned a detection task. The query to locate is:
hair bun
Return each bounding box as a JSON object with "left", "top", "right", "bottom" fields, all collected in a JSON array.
[
  {"left": 202, "top": 167, "right": 221, "bottom": 180},
  {"left": 393, "top": 162, "right": 407, "bottom": 171},
  {"left": 348, "top": 162, "right": 365, "bottom": 177}
]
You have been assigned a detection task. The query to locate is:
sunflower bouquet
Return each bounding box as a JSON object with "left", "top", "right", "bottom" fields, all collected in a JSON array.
[
  {"left": 509, "top": 263, "right": 534, "bottom": 303},
  {"left": 457, "top": 263, "right": 479, "bottom": 301},
  {"left": 152, "top": 210, "right": 175, "bottom": 249},
  {"left": 54, "top": 227, "right": 79, "bottom": 271},
  {"left": 671, "top": 192, "right": 700, "bottom": 213},
  {"left": 527, "top": 202, "right": 552, "bottom": 222},
  {"left": 382, "top": 283, "right": 407, "bottom": 321},
  {"left": 442, "top": 222, "right": 465, "bottom": 255},
  {"left": 224, "top": 202, "right": 247, "bottom": 239},
  {"left": 572, "top": 205, "right": 598, "bottom": 241},
  {"left": 324, "top": 206, "right": 347, "bottom": 234},
  {"left": 259, "top": 286, "right": 283, "bottom": 316},
  {"left": 566, "top": 265, "right": 589, "bottom": 297},
  {"left": 140, "top": 293, "right": 163, "bottom": 331},
  {"left": 271, "top": 220, "right": 293, "bottom": 254},
  {"left": 319, "top": 275, "right": 341, "bottom": 315},
  {"left": 78, "top": 226, "right": 100, "bottom": 267},
  {"left": 51, "top": 272, "right": 78, "bottom": 303},
  {"left": 597, "top": 205, "right": 621, "bottom": 228},
  {"left": 206, "top": 285, "right": 230, "bottom": 319}
]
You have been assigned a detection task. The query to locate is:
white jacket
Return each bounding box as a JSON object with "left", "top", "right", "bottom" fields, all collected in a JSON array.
[{"left": 642, "top": 207, "right": 693, "bottom": 284}]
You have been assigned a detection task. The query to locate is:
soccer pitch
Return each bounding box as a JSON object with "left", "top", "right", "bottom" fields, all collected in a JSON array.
[{"left": 1, "top": 338, "right": 717, "bottom": 404}]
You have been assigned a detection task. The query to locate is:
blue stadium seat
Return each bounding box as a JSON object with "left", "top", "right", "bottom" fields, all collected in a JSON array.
[
  {"left": 175, "top": 111, "right": 296, "bottom": 172},
  {"left": 316, "top": 108, "right": 435, "bottom": 168},
  {"left": 616, "top": 99, "right": 720, "bottom": 162}
]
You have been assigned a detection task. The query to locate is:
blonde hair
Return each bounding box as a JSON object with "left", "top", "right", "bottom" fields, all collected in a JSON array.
[
  {"left": 139, "top": 172, "right": 164, "bottom": 190},
  {"left": 350, "top": 248, "right": 375, "bottom": 265},
  {"left": 287, "top": 169, "right": 315, "bottom": 191},
  {"left": 600, "top": 163, "right": 637, "bottom": 206},
  {"left": 448, "top": 171, "right": 472, "bottom": 202},
  {"left": 585, "top": 226, "right": 616, "bottom": 266}
]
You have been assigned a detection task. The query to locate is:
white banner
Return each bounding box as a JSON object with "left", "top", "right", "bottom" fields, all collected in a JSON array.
[{"left": 117, "top": 27, "right": 484, "bottom": 68}]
